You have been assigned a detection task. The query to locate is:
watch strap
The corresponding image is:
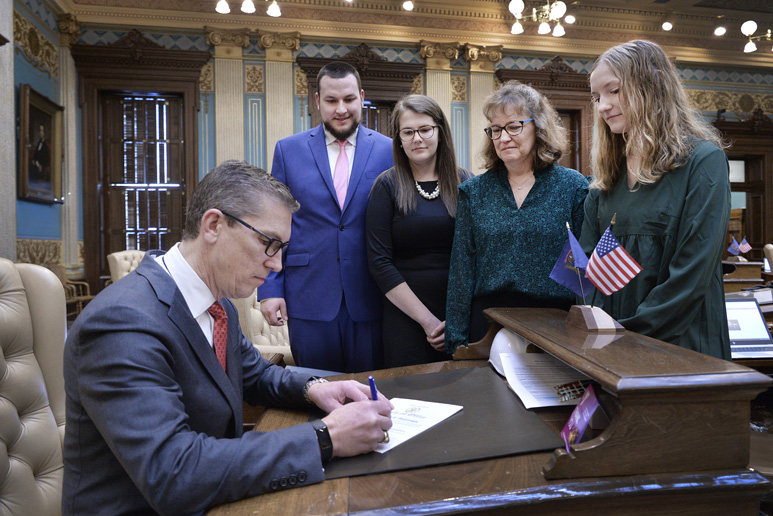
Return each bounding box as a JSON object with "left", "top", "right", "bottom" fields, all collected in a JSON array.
[{"left": 310, "top": 419, "right": 333, "bottom": 463}]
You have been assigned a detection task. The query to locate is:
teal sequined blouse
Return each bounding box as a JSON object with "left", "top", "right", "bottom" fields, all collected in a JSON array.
[{"left": 445, "top": 164, "right": 589, "bottom": 353}]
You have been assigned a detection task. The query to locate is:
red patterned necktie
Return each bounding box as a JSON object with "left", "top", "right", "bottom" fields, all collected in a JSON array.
[{"left": 207, "top": 301, "right": 227, "bottom": 371}]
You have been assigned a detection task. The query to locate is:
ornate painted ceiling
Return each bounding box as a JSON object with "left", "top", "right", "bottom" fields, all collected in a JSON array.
[{"left": 49, "top": 0, "right": 773, "bottom": 68}]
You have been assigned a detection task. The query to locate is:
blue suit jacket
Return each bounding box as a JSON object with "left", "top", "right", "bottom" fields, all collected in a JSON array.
[
  {"left": 258, "top": 124, "right": 394, "bottom": 321},
  {"left": 63, "top": 254, "right": 325, "bottom": 516}
]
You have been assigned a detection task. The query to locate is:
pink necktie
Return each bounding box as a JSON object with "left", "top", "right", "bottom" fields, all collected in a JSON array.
[
  {"left": 207, "top": 301, "right": 227, "bottom": 371},
  {"left": 333, "top": 139, "right": 349, "bottom": 208}
]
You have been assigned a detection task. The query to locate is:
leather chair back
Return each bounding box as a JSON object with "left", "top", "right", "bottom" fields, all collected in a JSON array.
[
  {"left": 106, "top": 250, "right": 146, "bottom": 284},
  {"left": 0, "top": 257, "right": 66, "bottom": 515},
  {"left": 230, "top": 290, "right": 294, "bottom": 365}
]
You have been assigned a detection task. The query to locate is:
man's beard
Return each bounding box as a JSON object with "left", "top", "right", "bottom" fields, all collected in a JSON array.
[{"left": 323, "top": 119, "right": 359, "bottom": 141}]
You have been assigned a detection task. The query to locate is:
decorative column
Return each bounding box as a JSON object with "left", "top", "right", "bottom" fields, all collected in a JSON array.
[
  {"left": 206, "top": 27, "right": 250, "bottom": 163},
  {"left": 419, "top": 41, "right": 459, "bottom": 120},
  {"left": 259, "top": 31, "right": 299, "bottom": 172},
  {"left": 464, "top": 44, "right": 502, "bottom": 174},
  {"left": 0, "top": 0, "right": 14, "bottom": 260},
  {"left": 58, "top": 13, "right": 82, "bottom": 273}
]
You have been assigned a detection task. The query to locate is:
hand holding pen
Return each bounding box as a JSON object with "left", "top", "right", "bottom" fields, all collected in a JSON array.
[{"left": 369, "top": 376, "right": 390, "bottom": 444}]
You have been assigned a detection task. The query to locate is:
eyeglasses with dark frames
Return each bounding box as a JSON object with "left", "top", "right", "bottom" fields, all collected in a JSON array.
[
  {"left": 220, "top": 210, "right": 289, "bottom": 257},
  {"left": 483, "top": 118, "right": 534, "bottom": 140},
  {"left": 398, "top": 125, "right": 437, "bottom": 142}
]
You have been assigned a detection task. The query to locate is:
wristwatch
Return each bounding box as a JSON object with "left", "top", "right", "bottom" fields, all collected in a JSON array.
[
  {"left": 303, "top": 376, "right": 329, "bottom": 404},
  {"left": 310, "top": 419, "right": 333, "bottom": 463}
]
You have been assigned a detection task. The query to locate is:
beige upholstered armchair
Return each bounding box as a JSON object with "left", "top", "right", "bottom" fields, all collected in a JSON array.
[
  {"left": 0, "top": 258, "right": 67, "bottom": 515},
  {"left": 230, "top": 290, "right": 294, "bottom": 365},
  {"left": 106, "top": 250, "right": 146, "bottom": 284}
]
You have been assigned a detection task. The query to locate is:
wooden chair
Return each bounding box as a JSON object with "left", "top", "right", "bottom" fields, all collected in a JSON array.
[{"left": 47, "top": 263, "right": 95, "bottom": 319}]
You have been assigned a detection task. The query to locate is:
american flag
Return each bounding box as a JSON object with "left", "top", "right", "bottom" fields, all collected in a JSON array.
[
  {"left": 739, "top": 238, "right": 752, "bottom": 254},
  {"left": 586, "top": 226, "right": 642, "bottom": 296}
]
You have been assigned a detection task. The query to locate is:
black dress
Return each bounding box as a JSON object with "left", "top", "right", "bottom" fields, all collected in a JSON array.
[{"left": 366, "top": 169, "right": 465, "bottom": 367}]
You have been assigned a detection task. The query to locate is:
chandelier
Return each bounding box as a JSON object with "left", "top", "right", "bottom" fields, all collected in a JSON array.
[
  {"left": 216, "top": 0, "right": 283, "bottom": 17},
  {"left": 508, "top": 0, "right": 575, "bottom": 37},
  {"left": 741, "top": 20, "right": 772, "bottom": 53}
]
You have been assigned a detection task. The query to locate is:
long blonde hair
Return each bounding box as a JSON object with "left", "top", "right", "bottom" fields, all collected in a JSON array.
[{"left": 589, "top": 40, "right": 725, "bottom": 190}]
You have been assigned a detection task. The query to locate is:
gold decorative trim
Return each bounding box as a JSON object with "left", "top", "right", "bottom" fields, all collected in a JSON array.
[
  {"left": 58, "top": 14, "right": 81, "bottom": 48},
  {"left": 13, "top": 10, "right": 59, "bottom": 79},
  {"left": 257, "top": 30, "right": 300, "bottom": 51},
  {"left": 295, "top": 67, "right": 308, "bottom": 96},
  {"left": 205, "top": 26, "right": 250, "bottom": 48},
  {"left": 419, "top": 40, "right": 460, "bottom": 60},
  {"left": 245, "top": 64, "right": 264, "bottom": 94},
  {"left": 17, "top": 239, "right": 62, "bottom": 265},
  {"left": 199, "top": 61, "right": 214, "bottom": 91},
  {"left": 463, "top": 43, "right": 503, "bottom": 63},
  {"left": 687, "top": 89, "right": 773, "bottom": 116},
  {"left": 411, "top": 73, "right": 424, "bottom": 95},
  {"left": 451, "top": 76, "right": 467, "bottom": 103}
]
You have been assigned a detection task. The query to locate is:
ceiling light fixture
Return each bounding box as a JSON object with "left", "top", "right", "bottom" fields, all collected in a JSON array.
[
  {"left": 509, "top": 1, "right": 572, "bottom": 38},
  {"left": 241, "top": 0, "right": 256, "bottom": 13},
  {"left": 402, "top": 0, "right": 414, "bottom": 10},
  {"left": 741, "top": 20, "right": 772, "bottom": 53},
  {"left": 661, "top": 21, "right": 673, "bottom": 31},
  {"left": 713, "top": 26, "right": 726, "bottom": 36},
  {"left": 216, "top": 0, "right": 230, "bottom": 14},
  {"left": 266, "top": 0, "right": 281, "bottom": 16}
]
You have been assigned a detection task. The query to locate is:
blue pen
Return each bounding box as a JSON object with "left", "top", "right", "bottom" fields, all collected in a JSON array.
[{"left": 368, "top": 375, "right": 378, "bottom": 400}]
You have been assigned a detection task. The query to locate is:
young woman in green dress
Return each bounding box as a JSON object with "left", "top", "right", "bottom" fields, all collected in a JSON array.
[{"left": 583, "top": 40, "right": 731, "bottom": 359}]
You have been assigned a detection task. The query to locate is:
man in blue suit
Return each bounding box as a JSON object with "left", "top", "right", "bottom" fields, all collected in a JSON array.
[
  {"left": 259, "top": 61, "right": 393, "bottom": 373},
  {"left": 63, "top": 161, "right": 393, "bottom": 516}
]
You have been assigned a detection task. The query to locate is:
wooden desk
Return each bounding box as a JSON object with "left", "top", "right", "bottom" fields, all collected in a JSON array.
[
  {"left": 209, "top": 354, "right": 771, "bottom": 515},
  {"left": 724, "top": 260, "right": 765, "bottom": 292}
]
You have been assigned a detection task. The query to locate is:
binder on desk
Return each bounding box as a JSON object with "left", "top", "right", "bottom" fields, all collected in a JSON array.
[{"left": 319, "top": 366, "right": 564, "bottom": 480}]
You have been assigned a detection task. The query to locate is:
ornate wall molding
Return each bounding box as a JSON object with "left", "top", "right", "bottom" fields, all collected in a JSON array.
[
  {"left": 294, "top": 67, "right": 308, "bottom": 96},
  {"left": 451, "top": 76, "right": 467, "bottom": 103},
  {"left": 205, "top": 26, "right": 250, "bottom": 48},
  {"left": 13, "top": 10, "right": 59, "bottom": 78},
  {"left": 419, "top": 40, "right": 460, "bottom": 60},
  {"left": 16, "top": 239, "right": 61, "bottom": 265},
  {"left": 199, "top": 61, "right": 214, "bottom": 91},
  {"left": 411, "top": 73, "right": 424, "bottom": 95},
  {"left": 463, "top": 43, "right": 503, "bottom": 63},
  {"left": 58, "top": 14, "right": 81, "bottom": 48},
  {"left": 257, "top": 31, "right": 300, "bottom": 51},
  {"left": 688, "top": 89, "right": 773, "bottom": 117},
  {"left": 245, "top": 64, "right": 264, "bottom": 94}
]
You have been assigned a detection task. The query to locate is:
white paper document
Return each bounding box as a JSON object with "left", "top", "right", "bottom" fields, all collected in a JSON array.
[
  {"left": 499, "top": 352, "right": 590, "bottom": 409},
  {"left": 374, "top": 398, "right": 463, "bottom": 453}
]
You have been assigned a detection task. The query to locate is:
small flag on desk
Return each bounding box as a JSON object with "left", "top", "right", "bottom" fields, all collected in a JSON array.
[
  {"left": 739, "top": 237, "right": 752, "bottom": 254},
  {"left": 549, "top": 224, "right": 593, "bottom": 300},
  {"left": 585, "top": 226, "right": 642, "bottom": 296},
  {"left": 727, "top": 237, "right": 741, "bottom": 256}
]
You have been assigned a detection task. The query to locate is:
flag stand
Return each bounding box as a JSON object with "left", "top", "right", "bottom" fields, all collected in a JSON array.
[{"left": 566, "top": 305, "right": 624, "bottom": 333}]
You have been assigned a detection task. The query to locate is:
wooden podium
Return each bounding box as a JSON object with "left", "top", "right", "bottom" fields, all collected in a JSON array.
[{"left": 459, "top": 307, "right": 773, "bottom": 480}]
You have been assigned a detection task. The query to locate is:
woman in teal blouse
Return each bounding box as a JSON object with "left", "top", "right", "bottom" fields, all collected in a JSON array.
[
  {"left": 583, "top": 40, "right": 731, "bottom": 359},
  {"left": 445, "top": 81, "right": 589, "bottom": 354}
]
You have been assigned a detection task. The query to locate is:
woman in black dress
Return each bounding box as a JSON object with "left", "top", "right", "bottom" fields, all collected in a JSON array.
[{"left": 366, "top": 94, "right": 471, "bottom": 367}]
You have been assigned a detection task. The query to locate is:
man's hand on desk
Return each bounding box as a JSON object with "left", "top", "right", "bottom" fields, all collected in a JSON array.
[{"left": 308, "top": 380, "right": 394, "bottom": 457}]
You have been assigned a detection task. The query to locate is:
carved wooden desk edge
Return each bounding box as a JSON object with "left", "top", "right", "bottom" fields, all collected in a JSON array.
[{"left": 476, "top": 307, "right": 773, "bottom": 481}]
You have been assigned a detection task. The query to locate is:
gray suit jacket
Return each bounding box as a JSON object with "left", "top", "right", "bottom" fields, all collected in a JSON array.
[{"left": 63, "top": 253, "right": 324, "bottom": 516}]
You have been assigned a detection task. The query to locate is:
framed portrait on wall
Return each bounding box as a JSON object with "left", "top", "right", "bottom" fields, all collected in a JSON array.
[{"left": 18, "top": 84, "right": 63, "bottom": 204}]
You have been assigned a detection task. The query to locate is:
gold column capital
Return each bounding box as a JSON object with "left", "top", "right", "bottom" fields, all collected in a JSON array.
[
  {"left": 206, "top": 27, "right": 250, "bottom": 58},
  {"left": 420, "top": 40, "right": 459, "bottom": 71},
  {"left": 58, "top": 14, "right": 81, "bottom": 48},
  {"left": 258, "top": 31, "right": 300, "bottom": 62},
  {"left": 463, "top": 43, "right": 503, "bottom": 73}
]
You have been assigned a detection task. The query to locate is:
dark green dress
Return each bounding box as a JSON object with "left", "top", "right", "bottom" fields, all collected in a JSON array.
[{"left": 580, "top": 139, "right": 731, "bottom": 360}]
